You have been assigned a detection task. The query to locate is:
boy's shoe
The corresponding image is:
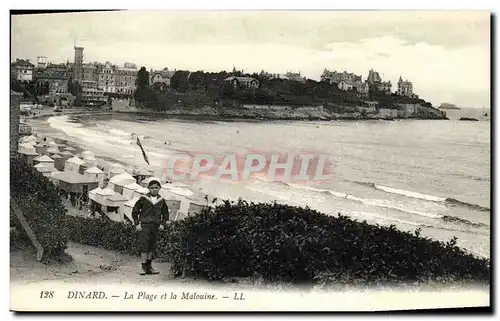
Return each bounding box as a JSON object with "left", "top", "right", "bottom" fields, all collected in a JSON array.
[
  {"left": 139, "top": 263, "right": 148, "bottom": 275},
  {"left": 146, "top": 260, "right": 160, "bottom": 275},
  {"left": 147, "top": 267, "right": 160, "bottom": 275}
]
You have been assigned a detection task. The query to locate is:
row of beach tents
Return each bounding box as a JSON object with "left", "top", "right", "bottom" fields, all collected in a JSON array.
[{"left": 17, "top": 135, "right": 209, "bottom": 223}]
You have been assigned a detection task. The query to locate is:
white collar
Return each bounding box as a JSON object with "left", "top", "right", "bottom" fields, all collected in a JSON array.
[{"left": 145, "top": 194, "right": 163, "bottom": 205}]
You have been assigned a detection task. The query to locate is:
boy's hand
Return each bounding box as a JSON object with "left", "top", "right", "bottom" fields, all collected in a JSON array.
[
  {"left": 135, "top": 224, "right": 142, "bottom": 231},
  {"left": 159, "top": 224, "right": 164, "bottom": 231}
]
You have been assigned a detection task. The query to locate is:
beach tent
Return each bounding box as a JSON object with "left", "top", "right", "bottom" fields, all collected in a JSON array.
[
  {"left": 64, "top": 146, "right": 76, "bottom": 152},
  {"left": 106, "top": 193, "right": 128, "bottom": 214},
  {"left": 123, "top": 182, "right": 142, "bottom": 199},
  {"left": 84, "top": 166, "right": 105, "bottom": 188},
  {"left": 140, "top": 176, "right": 164, "bottom": 188},
  {"left": 92, "top": 187, "right": 116, "bottom": 205},
  {"left": 50, "top": 171, "right": 99, "bottom": 194},
  {"left": 17, "top": 149, "right": 39, "bottom": 166},
  {"left": 20, "top": 140, "right": 36, "bottom": 149},
  {"left": 121, "top": 196, "right": 140, "bottom": 223},
  {"left": 48, "top": 141, "right": 58, "bottom": 148},
  {"left": 159, "top": 187, "right": 181, "bottom": 200},
  {"left": 169, "top": 185, "right": 195, "bottom": 199},
  {"left": 62, "top": 150, "right": 74, "bottom": 156},
  {"left": 34, "top": 155, "right": 55, "bottom": 167},
  {"left": 21, "top": 135, "right": 37, "bottom": 146},
  {"left": 34, "top": 143, "right": 48, "bottom": 155},
  {"left": 103, "top": 194, "right": 129, "bottom": 222},
  {"left": 64, "top": 156, "right": 85, "bottom": 172},
  {"left": 109, "top": 163, "right": 126, "bottom": 178},
  {"left": 47, "top": 147, "right": 62, "bottom": 156},
  {"left": 61, "top": 151, "right": 74, "bottom": 162},
  {"left": 166, "top": 200, "right": 182, "bottom": 221},
  {"left": 108, "top": 172, "right": 136, "bottom": 194},
  {"left": 88, "top": 187, "right": 102, "bottom": 202},
  {"left": 50, "top": 153, "right": 65, "bottom": 171},
  {"left": 80, "top": 150, "right": 95, "bottom": 159},
  {"left": 48, "top": 171, "right": 62, "bottom": 186},
  {"left": 36, "top": 166, "right": 60, "bottom": 177},
  {"left": 187, "top": 202, "right": 208, "bottom": 216},
  {"left": 19, "top": 144, "right": 36, "bottom": 156},
  {"left": 21, "top": 135, "right": 37, "bottom": 143},
  {"left": 132, "top": 167, "right": 154, "bottom": 184},
  {"left": 57, "top": 144, "right": 68, "bottom": 152},
  {"left": 133, "top": 186, "right": 150, "bottom": 199}
]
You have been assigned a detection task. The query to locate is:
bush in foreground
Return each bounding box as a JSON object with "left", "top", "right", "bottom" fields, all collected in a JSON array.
[
  {"left": 10, "top": 159, "right": 69, "bottom": 257},
  {"left": 66, "top": 200, "right": 489, "bottom": 286}
]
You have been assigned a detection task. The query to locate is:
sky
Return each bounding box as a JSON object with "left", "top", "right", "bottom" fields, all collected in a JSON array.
[{"left": 11, "top": 10, "right": 491, "bottom": 108}]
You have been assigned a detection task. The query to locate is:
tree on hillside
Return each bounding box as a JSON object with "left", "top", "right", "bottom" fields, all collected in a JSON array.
[
  {"left": 188, "top": 71, "right": 205, "bottom": 91},
  {"left": 134, "top": 67, "right": 151, "bottom": 102},
  {"left": 67, "top": 76, "right": 74, "bottom": 94},
  {"left": 170, "top": 70, "right": 190, "bottom": 93},
  {"left": 152, "top": 82, "right": 167, "bottom": 94},
  {"left": 73, "top": 81, "right": 82, "bottom": 106}
]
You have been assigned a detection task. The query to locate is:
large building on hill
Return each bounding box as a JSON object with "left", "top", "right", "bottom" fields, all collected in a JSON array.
[
  {"left": 35, "top": 63, "right": 71, "bottom": 94},
  {"left": 260, "top": 70, "right": 306, "bottom": 83},
  {"left": 366, "top": 69, "right": 392, "bottom": 94},
  {"left": 397, "top": 76, "right": 414, "bottom": 97},
  {"left": 366, "top": 69, "right": 382, "bottom": 84},
  {"left": 149, "top": 68, "right": 176, "bottom": 87},
  {"left": 81, "top": 61, "right": 138, "bottom": 96},
  {"left": 223, "top": 76, "right": 259, "bottom": 89},
  {"left": 321, "top": 69, "right": 369, "bottom": 97},
  {"left": 11, "top": 59, "right": 35, "bottom": 82},
  {"left": 321, "top": 69, "right": 362, "bottom": 84},
  {"left": 80, "top": 80, "right": 107, "bottom": 105}
]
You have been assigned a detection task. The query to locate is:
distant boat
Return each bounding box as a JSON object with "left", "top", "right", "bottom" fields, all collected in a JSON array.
[{"left": 459, "top": 117, "right": 479, "bottom": 121}]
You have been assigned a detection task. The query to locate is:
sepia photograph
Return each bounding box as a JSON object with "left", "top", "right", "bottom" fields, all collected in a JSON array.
[{"left": 8, "top": 8, "right": 491, "bottom": 312}]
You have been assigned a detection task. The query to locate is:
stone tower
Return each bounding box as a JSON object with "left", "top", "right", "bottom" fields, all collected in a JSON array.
[{"left": 73, "top": 46, "right": 84, "bottom": 82}]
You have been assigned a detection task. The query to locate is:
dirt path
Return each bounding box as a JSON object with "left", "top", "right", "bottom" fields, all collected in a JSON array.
[
  {"left": 10, "top": 242, "right": 174, "bottom": 286},
  {"left": 10, "top": 242, "right": 254, "bottom": 290}
]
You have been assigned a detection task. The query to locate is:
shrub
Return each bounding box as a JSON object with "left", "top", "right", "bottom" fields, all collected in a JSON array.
[
  {"left": 164, "top": 201, "right": 490, "bottom": 285},
  {"left": 65, "top": 200, "right": 490, "bottom": 286},
  {"left": 65, "top": 216, "right": 141, "bottom": 255},
  {"left": 10, "top": 159, "right": 69, "bottom": 257}
]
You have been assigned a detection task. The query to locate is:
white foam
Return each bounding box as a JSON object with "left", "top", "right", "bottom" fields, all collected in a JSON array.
[
  {"left": 108, "top": 128, "right": 132, "bottom": 137},
  {"left": 287, "top": 183, "right": 347, "bottom": 198},
  {"left": 374, "top": 184, "right": 446, "bottom": 202},
  {"left": 347, "top": 211, "right": 423, "bottom": 226},
  {"left": 286, "top": 182, "right": 443, "bottom": 219},
  {"left": 347, "top": 196, "right": 442, "bottom": 219}
]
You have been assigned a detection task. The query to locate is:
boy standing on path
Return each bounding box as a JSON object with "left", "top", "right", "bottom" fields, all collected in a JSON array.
[{"left": 132, "top": 179, "right": 169, "bottom": 275}]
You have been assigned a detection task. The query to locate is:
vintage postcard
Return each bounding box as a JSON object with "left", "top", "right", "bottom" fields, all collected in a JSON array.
[{"left": 9, "top": 9, "right": 491, "bottom": 312}]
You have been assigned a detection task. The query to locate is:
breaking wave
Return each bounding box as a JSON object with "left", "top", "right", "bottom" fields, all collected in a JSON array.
[{"left": 354, "top": 181, "right": 490, "bottom": 212}]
